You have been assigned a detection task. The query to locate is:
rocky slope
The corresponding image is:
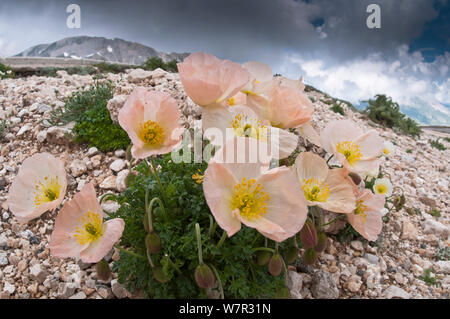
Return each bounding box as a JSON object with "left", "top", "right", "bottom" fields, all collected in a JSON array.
[
  {"left": 0, "top": 69, "right": 448, "bottom": 299},
  {"left": 15, "top": 36, "right": 189, "bottom": 64}
]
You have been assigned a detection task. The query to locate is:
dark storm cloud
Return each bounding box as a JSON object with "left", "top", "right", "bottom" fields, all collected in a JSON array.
[{"left": 0, "top": 0, "right": 439, "bottom": 64}]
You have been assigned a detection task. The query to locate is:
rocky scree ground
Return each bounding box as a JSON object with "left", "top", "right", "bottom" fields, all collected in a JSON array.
[{"left": 0, "top": 68, "right": 448, "bottom": 299}]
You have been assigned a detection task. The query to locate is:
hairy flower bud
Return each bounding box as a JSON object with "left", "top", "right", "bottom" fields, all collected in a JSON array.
[
  {"left": 255, "top": 250, "right": 272, "bottom": 266},
  {"left": 303, "top": 248, "right": 317, "bottom": 265},
  {"left": 314, "top": 232, "right": 328, "bottom": 253},
  {"left": 274, "top": 286, "right": 291, "bottom": 299},
  {"left": 268, "top": 254, "right": 283, "bottom": 276},
  {"left": 194, "top": 264, "right": 216, "bottom": 289},
  {"left": 299, "top": 220, "right": 318, "bottom": 249},
  {"left": 393, "top": 194, "right": 405, "bottom": 211},
  {"left": 285, "top": 247, "right": 299, "bottom": 264},
  {"left": 145, "top": 232, "right": 161, "bottom": 254},
  {"left": 95, "top": 259, "right": 111, "bottom": 281},
  {"left": 153, "top": 267, "right": 169, "bottom": 283},
  {"left": 348, "top": 172, "right": 362, "bottom": 185}
]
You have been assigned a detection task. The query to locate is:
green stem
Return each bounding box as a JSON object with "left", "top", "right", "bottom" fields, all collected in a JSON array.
[
  {"left": 216, "top": 230, "right": 227, "bottom": 249},
  {"left": 275, "top": 242, "right": 279, "bottom": 253},
  {"left": 293, "top": 236, "right": 299, "bottom": 249},
  {"left": 321, "top": 214, "right": 345, "bottom": 227},
  {"left": 166, "top": 255, "right": 182, "bottom": 275},
  {"left": 315, "top": 206, "right": 323, "bottom": 232},
  {"left": 146, "top": 250, "right": 155, "bottom": 268},
  {"left": 207, "top": 263, "right": 224, "bottom": 300},
  {"left": 114, "top": 246, "right": 146, "bottom": 261},
  {"left": 326, "top": 154, "right": 334, "bottom": 164},
  {"left": 195, "top": 223, "right": 203, "bottom": 264},
  {"left": 149, "top": 157, "right": 166, "bottom": 197},
  {"left": 281, "top": 256, "right": 288, "bottom": 286}
]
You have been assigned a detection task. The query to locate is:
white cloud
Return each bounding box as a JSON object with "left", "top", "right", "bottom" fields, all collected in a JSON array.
[{"left": 282, "top": 46, "right": 450, "bottom": 125}]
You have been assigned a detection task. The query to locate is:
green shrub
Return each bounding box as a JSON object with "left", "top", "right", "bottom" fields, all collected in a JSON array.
[
  {"left": 142, "top": 57, "right": 179, "bottom": 72},
  {"left": 429, "top": 139, "right": 446, "bottom": 151},
  {"left": 406, "top": 149, "right": 413, "bottom": 154},
  {"left": 364, "top": 94, "right": 422, "bottom": 137},
  {"left": 109, "top": 154, "right": 289, "bottom": 298},
  {"left": 93, "top": 62, "right": 133, "bottom": 74},
  {"left": 419, "top": 268, "right": 439, "bottom": 286},
  {"left": 49, "top": 81, "right": 130, "bottom": 152},
  {"left": 0, "top": 63, "right": 14, "bottom": 79},
  {"left": 427, "top": 208, "right": 441, "bottom": 218},
  {"left": 331, "top": 104, "right": 345, "bottom": 115}
]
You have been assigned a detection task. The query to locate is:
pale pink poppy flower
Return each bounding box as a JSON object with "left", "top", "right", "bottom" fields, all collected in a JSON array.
[
  {"left": 296, "top": 122, "right": 322, "bottom": 147},
  {"left": 320, "top": 120, "right": 384, "bottom": 175},
  {"left": 49, "top": 182, "right": 124, "bottom": 263},
  {"left": 177, "top": 52, "right": 250, "bottom": 107},
  {"left": 202, "top": 104, "right": 298, "bottom": 159},
  {"left": 203, "top": 137, "right": 308, "bottom": 242},
  {"left": 294, "top": 152, "right": 356, "bottom": 214},
  {"left": 118, "top": 87, "right": 184, "bottom": 159},
  {"left": 246, "top": 81, "right": 314, "bottom": 130},
  {"left": 7, "top": 153, "right": 67, "bottom": 224},
  {"left": 347, "top": 189, "right": 385, "bottom": 241},
  {"left": 221, "top": 91, "right": 247, "bottom": 107}
]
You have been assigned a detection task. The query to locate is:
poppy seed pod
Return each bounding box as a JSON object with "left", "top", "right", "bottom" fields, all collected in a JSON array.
[
  {"left": 303, "top": 248, "right": 317, "bottom": 265},
  {"left": 145, "top": 232, "right": 161, "bottom": 254},
  {"left": 194, "top": 264, "right": 216, "bottom": 289},
  {"left": 348, "top": 172, "right": 362, "bottom": 185},
  {"left": 256, "top": 250, "right": 272, "bottom": 266},
  {"left": 95, "top": 259, "right": 111, "bottom": 281},
  {"left": 153, "top": 267, "right": 169, "bottom": 283},
  {"left": 285, "top": 247, "right": 299, "bottom": 264},
  {"left": 268, "top": 254, "right": 283, "bottom": 276},
  {"left": 314, "top": 232, "right": 328, "bottom": 253},
  {"left": 299, "top": 220, "right": 318, "bottom": 249}
]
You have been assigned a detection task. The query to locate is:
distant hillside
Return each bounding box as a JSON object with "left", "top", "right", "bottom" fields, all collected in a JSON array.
[{"left": 15, "top": 36, "right": 189, "bottom": 65}]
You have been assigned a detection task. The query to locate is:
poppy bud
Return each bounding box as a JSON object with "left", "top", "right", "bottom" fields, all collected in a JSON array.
[
  {"left": 95, "top": 259, "right": 111, "bottom": 281},
  {"left": 315, "top": 232, "right": 328, "bottom": 253},
  {"left": 255, "top": 250, "right": 272, "bottom": 266},
  {"left": 274, "top": 286, "right": 291, "bottom": 299},
  {"left": 153, "top": 267, "right": 169, "bottom": 283},
  {"left": 285, "top": 247, "right": 299, "bottom": 264},
  {"left": 142, "top": 212, "right": 150, "bottom": 233},
  {"left": 145, "top": 232, "right": 161, "bottom": 254},
  {"left": 393, "top": 194, "right": 405, "bottom": 211},
  {"left": 303, "top": 248, "right": 317, "bottom": 265},
  {"left": 125, "top": 145, "right": 133, "bottom": 162},
  {"left": 299, "top": 220, "right": 318, "bottom": 249},
  {"left": 348, "top": 172, "right": 362, "bottom": 185},
  {"left": 268, "top": 254, "right": 283, "bottom": 276},
  {"left": 194, "top": 264, "right": 215, "bottom": 289}
]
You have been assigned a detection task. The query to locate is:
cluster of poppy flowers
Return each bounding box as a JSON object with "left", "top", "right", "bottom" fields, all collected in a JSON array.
[{"left": 6, "top": 52, "right": 394, "bottom": 267}]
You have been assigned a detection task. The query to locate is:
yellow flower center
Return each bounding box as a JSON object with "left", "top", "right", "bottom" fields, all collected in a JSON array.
[
  {"left": 34, "top": 176, "right": 61, "bottom": 207},
  {"left": 336, "top": 141, "right": 362, "bottom": 165},
  {"left": 192, "top": 170, "right": 204, "bottom": 184},
  {"left": 302, "top": 178, "right": 330, "bottom": 202},
  {"left": 74, "top": 211, "right": 103, "bottom": 245},
  {"left": 231, "top": 177, "right": 270, "bottom": 221},
  {"left": 354, "top": 200, "right": 368, "bottom": 222},
  {"left": 228, "top": 97, "right": 236, "bottom": 106},
  {"left": 231, "top": 113, "right": 267, "bottom": 140},
  {"left": 383, "top": 148, "right": 389, "bottom": 155},
  {"left": 375, "top": 184, "right": 387, "bottom": 194},
  {"left": 138, "top": 120, "right": 164, "bottom": 146}
]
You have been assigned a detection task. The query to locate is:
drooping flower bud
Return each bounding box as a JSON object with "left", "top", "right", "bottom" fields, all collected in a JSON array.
[
  {"left": 194, "top": 264, "right": 216, "bottom": 289},
  {"left": 95, "top": 259, "right": 111, "bottom": 281},
  {"left": 274, "top": 286, "right": 291, "bottom": 299},
  {"left": 285, "top": 247, "right": 299, "bottom": 264},
  {"left": 268, "top": 254, "right": 283, "bottom": 276},
  {"left": 303, "top": 248, "right": 317, "bottom": 265},
  {"left": 153, "top": 267, "right": 169, "bottom": 283},
  {"left": 255, "top": 250, "right": 272, "bottom": 266},
  {"left": 314, "top": 232, "right": 328, "bottom": 253},
  {"left": 393, "top": 194, "right": 405, "bottom": 211},
  {"left": 145, "top": 232, "right": 161, "bottom": 254},
  {"left": 299, "top": 220, "right": 318, "bottom": 249},
  {"left": 348, "top": 172, "right": 362, "bottom": 185}
]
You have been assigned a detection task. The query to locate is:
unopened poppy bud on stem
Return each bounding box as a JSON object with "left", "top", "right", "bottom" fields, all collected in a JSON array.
[
  {"left": 303, "top": 248, "right": 317, "bottom": 265},
  {"left": 194, "top": 264, "right": 216, "bottom": 289},
  {"left": 299, "top": 219, "right": 318, "bottom": 249},
  {"left": 348, "top": 172, "right": 362, "bottom": 185},
  {"left": 145, "top": 232, "right": 161, "bottom": 254},
  {"left": 268, "top": 254, "right": 283, "bottom": 276},
  {"left": 275, "top": 286, "right": 291, "bottom": 299},
  {"left": 286, "top": 247, "right": 299, "bottom": 264},
  {"left": 256, "top": 250, "right": 272, "bottom": 266},
  {"left": 153, "top": 267, "right": 169, "bottom": 283},
  {"left": 314, "top": 232, "right": 328, "bottom": 253}
]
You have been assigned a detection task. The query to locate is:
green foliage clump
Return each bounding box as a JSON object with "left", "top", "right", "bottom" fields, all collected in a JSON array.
[
  {"left": 364, "top": 94, "right": 422, "bottom": 137},
  {"left": 109, "top": 154, "right": 289, "bottom": 299},
  {"left": 419, "top": 268, "right": 439, "bottom": 286},
  {"left": 0, "top": 120, "right": 7, "bottom": 140},
  {"left": 0, "top": 63, "right": 14, "bottom": 79},
  {"left": 331, "top": 103, "right": 345, "bottom": 115},
  {"left": 49, "top": 81, "right": 130, "bottom": 152},
  {"left": 406, "top": 149, "right": 413, "bottom": 154},
  {"left": 427, "top": 208, "right": 441, "bottom": 218},
  {"left": 93, "top": 62, "right": 134, "bottom": 74},
  {"left": 142, "top": 57, "right": 178, "bottom": 72},
  {"left": 429, "top": 139, "right": 446, "bottom": 151}
]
